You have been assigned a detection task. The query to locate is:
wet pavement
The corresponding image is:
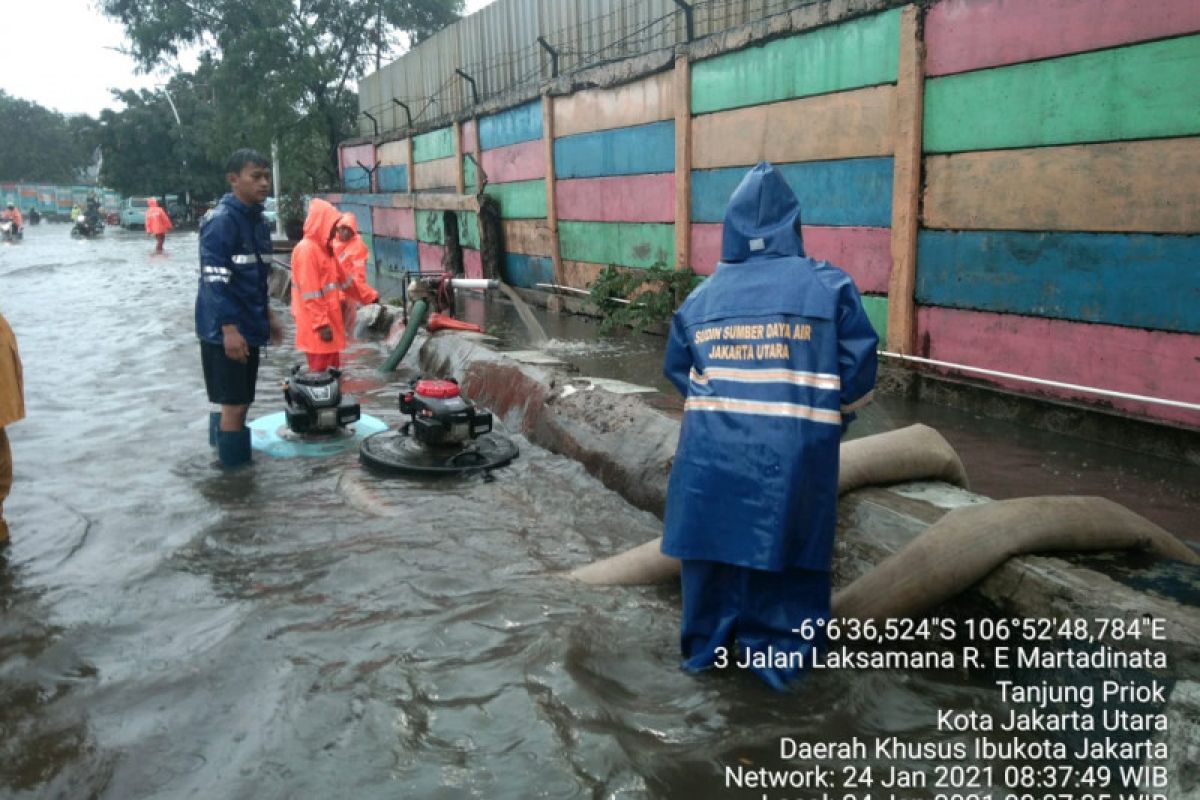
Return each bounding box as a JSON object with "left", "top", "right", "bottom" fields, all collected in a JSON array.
[{"left": 0, "top": 224, "right": 1195, "bottom": 798}]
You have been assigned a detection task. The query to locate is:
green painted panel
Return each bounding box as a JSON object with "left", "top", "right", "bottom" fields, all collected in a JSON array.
[
  {"left": 458, "top": 211, "right": 480, "bottom": 250},
  {"left": 861, "top": 294, "right": 888, "bottom": 351},
  {"left": 362, "top": 233, "right": 375, "bottom": 286},
  {"left": 483, "top": 180, "right": 546, "bottom": 219},
  {"left": 415, "top": 209, "right": 444, "bottom": 244},
  {"left": 413, "top": 127, "right": 454, "bottom": 163},
  {"left": 558, "top": 221, "right": 675, "bottom": 270},
  {"left": 925, "top": 34, "right": 1200, "bottom": 153},
  {"left": 691, "top": 8, "right": 901, "bottom": 115},
  {"left": 464, "top": 157, "right": 478, "bottom": 193}
]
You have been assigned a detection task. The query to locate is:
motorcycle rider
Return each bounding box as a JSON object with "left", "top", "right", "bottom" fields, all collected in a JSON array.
[{"left": 2, "top": 204, "right": 22, "bottom": 237}]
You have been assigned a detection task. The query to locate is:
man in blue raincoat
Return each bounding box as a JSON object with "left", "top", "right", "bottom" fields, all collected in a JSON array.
[{"left": 661, "top": 161, "right": 878, "bottom": 690}]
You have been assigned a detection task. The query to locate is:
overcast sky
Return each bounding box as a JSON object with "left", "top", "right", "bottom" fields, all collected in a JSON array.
[{"left": 8, "top": 0, "right": 498, "bottom": 118}]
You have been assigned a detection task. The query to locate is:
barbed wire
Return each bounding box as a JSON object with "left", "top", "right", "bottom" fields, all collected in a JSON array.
[{"left": 361, "top": 0, "right": 824, "bottom": 136}]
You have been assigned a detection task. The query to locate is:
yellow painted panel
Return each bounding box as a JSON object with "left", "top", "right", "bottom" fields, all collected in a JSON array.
[
  {"left": 413, "top": 156, "right": 458, "bottom": 191},
  {"left": 693, "top": 85, "right": 895, "bottom": 169},
  {"left": 924, "top": 138, "right": 1200, "bottom": 233},
  {"left": 378, "top": 139, "right": 409, "bottom": 166},
  {"left": 554, "top": 72, "right": 675, "bottom": 138},
  {"left": 503, "top": 219, "right": 554, "bottom": 257}
]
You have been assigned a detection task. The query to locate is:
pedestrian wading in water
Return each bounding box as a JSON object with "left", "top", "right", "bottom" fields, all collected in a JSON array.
[{"left": 194, "top": 148, "right": 281, "bottom": 469}]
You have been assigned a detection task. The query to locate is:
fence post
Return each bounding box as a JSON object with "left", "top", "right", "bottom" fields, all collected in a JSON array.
[
  {"left": 542, "top": 93, "right": 563, "bottom": 288},
  {"left": 674, "top": 53, "right": 692, "bottom": 273},
  {"left": 453, "top": 120, "right": 465, "bottom": 195},
  {"left": 887, "top": 4, "right": 925, "bottom": 355}
]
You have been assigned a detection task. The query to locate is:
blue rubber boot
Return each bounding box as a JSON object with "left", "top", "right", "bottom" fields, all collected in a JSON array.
[
  {"left": 208, "top": 412, "right": 221, "bottom": 447},
  {"left": 217, "top": 428, "right": 252, "bottom": 469}
]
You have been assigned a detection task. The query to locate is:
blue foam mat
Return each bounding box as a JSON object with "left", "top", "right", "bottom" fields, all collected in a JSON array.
[{"left": 248, "top": 412, "right": 389, "bottom": 459}]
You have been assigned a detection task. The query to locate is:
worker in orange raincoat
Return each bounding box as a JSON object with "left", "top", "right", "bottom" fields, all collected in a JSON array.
[
  {"left": 290, "top": 198, "right": 380, "bottom": 372},
  {"left": 2, "top": 204, "right": 23, "bottom": 236},
  {"left": 331, "top": 212, "right": 375, "bottom": 336},
  {"left": 1, "top": 310, "right": 23, "bottom": 547},
  {"left": 145, "top": 198, "right": 173, "bottom": 253}
]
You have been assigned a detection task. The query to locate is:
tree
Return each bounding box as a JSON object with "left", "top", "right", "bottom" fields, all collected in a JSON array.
[
  {"left": 0, "top": 92, "right": 94, "bottom": 182},
  {"left": 98, "top": 0, "right": 463, "bottom": 187}
]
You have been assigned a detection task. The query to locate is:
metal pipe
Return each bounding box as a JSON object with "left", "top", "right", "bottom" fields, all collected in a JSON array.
[
  {"left": 448, "top": 278, "right": 498, "bottom": 290},
  {"left": 534, "top": 283, "right": 631, "bottom": 305},
  {"left": 879, "top": 351, "right": 1200, "bottom": 412},
  {"left": 392, "top": 98, "right": 413, "bottom": 128},
  {"left": 361, "top": 111, "right": 379, "bottom": 136},
  {"left": 536, "top": 36, "right": 560, "bottom": 78},
  {"left": 455, "top": 68, "right": 479, "bottom": 106},
  {"left": 671, "top": 0, "right": 694, "bottom": 43}
]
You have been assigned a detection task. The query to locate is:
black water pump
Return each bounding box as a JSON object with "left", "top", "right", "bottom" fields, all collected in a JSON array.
[
  {"left": 400, "top": 379, "right": 493, "bottom": 446},
  {"left": 283, "top": 367, "right": 361, "bottom": 434}
]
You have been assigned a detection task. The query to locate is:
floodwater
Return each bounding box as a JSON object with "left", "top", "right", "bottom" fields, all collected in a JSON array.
[{"left": 0, "top": 224, "right": 1191, "bottom": 799}]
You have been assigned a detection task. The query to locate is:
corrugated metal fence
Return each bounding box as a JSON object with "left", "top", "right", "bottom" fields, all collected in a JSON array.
[{"left": 359, "top": 0, "right": 811, "bottom": 136}]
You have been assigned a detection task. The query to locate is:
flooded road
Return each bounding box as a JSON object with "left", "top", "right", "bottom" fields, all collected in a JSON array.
[{"left": 0, "top": 224, "right": 1192, "bottom": 798}]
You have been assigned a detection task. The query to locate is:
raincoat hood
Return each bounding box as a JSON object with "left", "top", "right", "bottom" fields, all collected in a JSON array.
[
  {"left": 147, "top": 198, "right": 158, "bottom": 207},
  {"left": 303, "top": 197, "right": 342, "bottom": 249},
  {"left": 337, "top": 212, "right": 360, "bottom": 235},
  {"left": 720, "top": 161, "right": 805, "bottom": 263}
]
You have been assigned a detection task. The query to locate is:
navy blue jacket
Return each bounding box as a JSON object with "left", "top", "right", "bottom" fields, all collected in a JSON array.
[
  {"left": 660, "top": 162, "right": 878, "bottom": 572},
  {"left": 195, "top": 193, "right": 273, "bottom": 346}
]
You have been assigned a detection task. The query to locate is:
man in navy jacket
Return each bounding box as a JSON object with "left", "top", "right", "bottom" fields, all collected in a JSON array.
[
  {"left": 661, "top": 161, "right": 878, "bottom": 689},
  {"left": 195, "top": 149, "right": 280, "bottom": 468}
]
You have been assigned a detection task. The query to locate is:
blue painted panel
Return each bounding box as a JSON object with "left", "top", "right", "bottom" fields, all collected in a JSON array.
[
  {"left": 502, "top": 253, "right": 555, "bottom": 289},
  {"left": 343, "top": 167, "right": 370, "bottom": 192},
  {"left": 377, "top": 165, "right": 409, "bottom": 193},
  {"left": 480, "top": 100, "right": 543, "bottom": 151},
  {"left": 917, "top": 230, "right": 1200, "bottom": 334},
  {"left": 691, "top": 158, "right": 894, "bottom": 227},
  {"left": 373, "top": 236, "right": 420, "bottom": 273},
  {"left": 554, "top": 121, "right": 675, "bottom": 179},
  {"left": 338, "top": 203, "right": 372, "bottom": 235}
]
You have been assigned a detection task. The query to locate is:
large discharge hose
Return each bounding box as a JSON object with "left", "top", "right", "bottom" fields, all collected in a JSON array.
[{"left": 378, "top": 278, "right": 499, "bottom": 373}]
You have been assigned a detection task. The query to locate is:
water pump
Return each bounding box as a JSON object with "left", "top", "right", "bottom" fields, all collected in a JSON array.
[{"left": 283, "top": 367, "right": 361, "bottom": 434}]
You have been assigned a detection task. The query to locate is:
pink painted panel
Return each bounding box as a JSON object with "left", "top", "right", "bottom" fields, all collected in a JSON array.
[
  {"left": 340, "top": 143, "right": 375, "bottom": 170},
  {"left": 690, "top": 223, "right": 722, "bottom": 276},
  {"left": 418, "top": 242, "right": 446, "bottom": 274},
  {"left": 689, "top": 223, "right": 892, "bottom": 290},
  {"left": 804, "top": 227, "right": 892, "bottom": 295},
  {"left": 926, "top": 0, "right": 1200, "bottom": 77},
  {"left": 557, "top": 174, "right": 675, "bottom": 223},
  {"left": 373, "top": 207, "right": 415, "bottom": 239},
  {"left": 463, "top": 248, "right": 483, "bottom": 279},
  {"left": 461, "top": 120, "right": 478, "bottom": 154},
  {"left": 480, "top": 139, "right": 544, "bottom": 184},
  {"left": 917, "top": 306, "right": 1200, "bottom": 428}
]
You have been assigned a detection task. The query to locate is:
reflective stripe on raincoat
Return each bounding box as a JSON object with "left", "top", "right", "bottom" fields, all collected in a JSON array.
[
  {"left": 290, "top": 199, "right": 377, "bottom": 355},
  {"left": 660, "top": 161, "right": 879, "bottom": 573},
  {"left": 144, "top": 198, "right": 173, "bottom": 235}
]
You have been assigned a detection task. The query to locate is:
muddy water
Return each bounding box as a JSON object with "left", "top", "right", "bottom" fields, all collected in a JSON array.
[{"left": 0, "top": 225, "right": 1187, "bottom": 798}]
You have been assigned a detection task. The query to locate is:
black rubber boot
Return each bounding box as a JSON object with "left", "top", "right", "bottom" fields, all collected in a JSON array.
[
  {"left": 217, "top": 428, "right": 252, "bottom": 469},
  {"left": 208, "top": 412, "right": 221, "bottom": 447}
]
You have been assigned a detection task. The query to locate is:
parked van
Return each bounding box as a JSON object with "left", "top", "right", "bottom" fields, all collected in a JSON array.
[{"left": 120, "top": 197, "right": 152, "bottom": 230}]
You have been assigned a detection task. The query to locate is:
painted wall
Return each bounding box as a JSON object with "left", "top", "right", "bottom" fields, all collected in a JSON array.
[
  {"left": 334, "top": 0, "right": 1199, "bottom": 428},
  {"left": 919, "top": 0, "right": 1200, "bottom": 427}
]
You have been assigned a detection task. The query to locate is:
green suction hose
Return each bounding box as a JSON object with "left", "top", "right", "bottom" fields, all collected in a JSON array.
[{"left": 379, "top": 298, "right": 429, "bottom": 373}]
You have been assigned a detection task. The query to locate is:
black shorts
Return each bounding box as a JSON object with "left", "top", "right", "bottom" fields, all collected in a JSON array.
[{"left": 200, "top": 340, "right": 260, "bottom": 405}]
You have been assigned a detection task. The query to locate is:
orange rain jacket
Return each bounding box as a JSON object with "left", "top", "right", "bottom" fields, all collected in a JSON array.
[
  {"left": 2, "top": 207, "right": 22, "bottom": 228},
  {"left": 331, "top": 212, "right": 372, "bottom": 298},
  {"left": 290, "top": 198, "right": 379, "bottom": 355},
  {"left": 144, "top": 198, "right": 173, "bottom": 235}
]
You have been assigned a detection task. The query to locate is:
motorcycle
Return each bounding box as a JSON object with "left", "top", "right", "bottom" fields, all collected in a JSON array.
[
  {"left": 71, "top": 215, "right": 104, "bottom": 238},
  {"left": 0, "top": 219, "right": 22, "bottom": 243}
]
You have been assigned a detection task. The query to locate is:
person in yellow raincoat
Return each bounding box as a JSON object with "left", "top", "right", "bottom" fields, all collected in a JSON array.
[
  {"left": 145, "top": 198, "right": 174, "bottom": 253},
  {"left": 0, "top": 311, "right": 24, "bottom": 547}
]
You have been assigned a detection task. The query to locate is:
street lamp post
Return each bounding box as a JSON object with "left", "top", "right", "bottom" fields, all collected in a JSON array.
[{"left": 158, "top": 87, "right": 192, "bottom": 216}]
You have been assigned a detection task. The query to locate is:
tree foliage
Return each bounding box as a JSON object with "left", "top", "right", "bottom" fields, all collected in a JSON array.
[
  {"left": 97, "top": 0, "right": 463, "bottom": 190},
  {"left": 587, "top": 264, "right": 701, "bottom": 334},
  {"left": 0, "top": 91, "right": 94, "bottom": 182}
]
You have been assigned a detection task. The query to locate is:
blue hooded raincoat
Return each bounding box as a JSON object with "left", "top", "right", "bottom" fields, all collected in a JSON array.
[{"left": 660, "top": 162, "right": 878, "bottom": 686}]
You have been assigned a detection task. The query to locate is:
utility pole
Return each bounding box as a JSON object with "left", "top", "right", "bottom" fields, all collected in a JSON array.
[
  {"left": 271, "top": 139, "right": 284, "bottom": 239},
  {"left": 158, "top": 86, "right": 191, "bottom": 214}
]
